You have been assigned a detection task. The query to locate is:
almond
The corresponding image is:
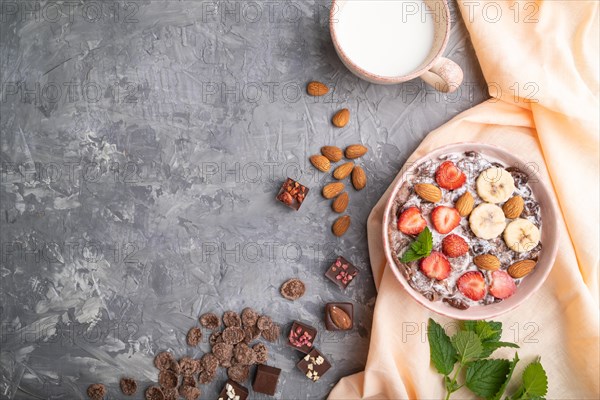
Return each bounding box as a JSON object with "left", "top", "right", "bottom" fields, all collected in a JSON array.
[
  {"left": 345, "top": 144, "right": 368, "bottom": 159},
  {"left": 414, "top": 183, "right": 442, "bottom": 203},
  {"left": 322, "top": 182, "right": 345, "bottom": 199},
  {"left": 328, "top": 305, "right": 352, "bottom": 330},
  {"left": 332, "top": 192, "right": 349, "bottom": 213},
  {"left": 332, "top": 108, "right": 350, "bottom": 128},
  {"left": 321, "top": 146, "right": 343, "bottom": 162},
  {"left": 351, "top": 166, "right": 367, "bottom": 190},
  {"left": 455, "top": 192, "right": 475, "bottom": 217},
  {"left": 309, "top": 155, "right": 330, "bottom": 172},
  {"left": 333, "top": 162, "right": 354, "bottom": 180},
  {"left": 503, "top": 195, "right": 524, "bottom": 219},
  {"left": 332, "top": 215, "right": 351, "bottom": 237},
  {"left": 508, "top": 259, "right": 536, "bottom": 278},
  {"left": 473, "top": 254, "right": 501, "bottom": 271},
  {"left": 306, "top": 81, "right": 328, "bottom": 96}
]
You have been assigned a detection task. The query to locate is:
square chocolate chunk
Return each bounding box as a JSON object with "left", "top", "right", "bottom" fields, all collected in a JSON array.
[
  {"left": 325, "top": 256, "right": 359, "bottom": 289},
  {"left": 287, "top": 321, "right": 317, "bottom": 354},
  {"left": 218, "top": 379, "right": 248, "bottom": 400},
  {"left": 252, "top": 364, "right": 281, "bottom": 396},
  {"left": 325, "top": 302, "right": 353, "bottom": 331},
  {"left": 296, "top": 348, "right": 331, "bottom": 382},
  {"left": 276, "top": 178, "right": 309, "bottom": 210}
]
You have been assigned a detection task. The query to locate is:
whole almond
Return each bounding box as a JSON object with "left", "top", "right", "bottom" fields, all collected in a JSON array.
[
  {"left": 309, "top": 155, "right": 330, "bottom": 172},
  {"left": 508, "top": 259, "right": 536, "bottom": 278},
  {"left": 332, "top": 215, "right": 351, "bottom": 237},
  {"left": 473, "top": 254, "right": 501, "bottom": 271},
  {"left": 321, "top": 146, "right": 343, "bottom": 162},
  {"left": 332, "top": 192, "right": 349, "bottom": 213},
  {"left": 455, "top": 192, "right": 475, "bottom": 217},
  {"left": 328, "top": 305, "right": 352, "bottom": 330},
  {"left": 332, "top": 108, "right": 350, "bottom": 128},
  {"left": 414, "top": 183, "right": 442, "bottom": 203},
  {"left": 306, "top": 81, "right": 328, "bottom": 96},
  {"left": 322, "top": 182, "right": 345, "bottom": 199},
  {"left": 333, "top": 162, "right": 354, "bottom": 180},
  {"left": 345, "top": 144, "right": 368, "bottom": 159},
  {"left": 351, "top": 166, "right": 367, "bottom": 190},
  {"left": 503, "top": 195, "right": 524, "bottom": 219}
]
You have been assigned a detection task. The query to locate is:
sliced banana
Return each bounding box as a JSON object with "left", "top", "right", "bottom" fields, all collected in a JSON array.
[
  {"left": 504, "top": 218, "right": 541, "bottom": 253},
  {"left": 476, "top": 168, "right": 515, "bottom": 203},
  {"left": 469, "top": 203, "right": 507, "bottom": 239}
]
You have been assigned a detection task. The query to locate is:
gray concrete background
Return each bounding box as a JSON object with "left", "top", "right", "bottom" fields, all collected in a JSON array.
[{"left": 0, "top": 0, "right": 488, "bottom": 399}]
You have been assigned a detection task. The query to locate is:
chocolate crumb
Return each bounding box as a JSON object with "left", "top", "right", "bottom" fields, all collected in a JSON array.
[
  {"left": 261, "top": 323, "right": 280, "bottom": 343},
  {"left": 227, "top": 364, "right": 250, "bottom": 383},
  {"left": 179, "top": 357, "right": 199, "bottom": 376},
  {"left": 120, "top": 377, "right": 137, "bottom": 396},
  {"left": 199, "top": 313, "right": 221, "bottom": 330},
  {"left": 222, "top": 326, "right": 245, "bottom": 344},
  {"left": 179, "top": 385, "right": 201, "bottom": 400},
  {"left": 186, "top": 327, "right": 202, "bottom": 347},
  {"left": 158, "top": 370, "right": 178, "bottom": 389},
  {"left": 223, "top": 311, "right": 242, "bottom": 327},
  {"left": 256, "top": 315, "right": 273, "bottom": 331},
  {"left": 280, "top": 278, "right": 306, "bottom": 300},
  {"left": 233, "top": 343, "right": 256, "bottom": 365},
  {"left": 200, "top": 353, "right": 219, "bottom": 374},
  {"left": 209, "top": 331, "right": 223, "bottom": 346},
  {"left": 241, "top": 308, "right": 259, "bottom": 327},
  {"left": 253, "top": 343, "right": 268, "bottom": 364},
  {"left": 154, "top": 352, "right": 175, "bottom": 371},
  {"left": 87, "top": 384, "right": 106, "bottom": 400},
  {"left": 145, "top": 386, "right": 165, "bottom": 400}
]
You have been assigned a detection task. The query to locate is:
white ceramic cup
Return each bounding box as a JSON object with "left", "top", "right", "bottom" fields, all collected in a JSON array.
[{"left": 330, "top": 0, "right": 464, "bottom": 93}]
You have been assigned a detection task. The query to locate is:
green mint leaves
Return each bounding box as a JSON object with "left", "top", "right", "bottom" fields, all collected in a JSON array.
[
  {"left": 427, "top": 318, "right": 548, "bottom": 400},
  {"left": 400, "top": 227, "right": 433, "bottom": 263}
]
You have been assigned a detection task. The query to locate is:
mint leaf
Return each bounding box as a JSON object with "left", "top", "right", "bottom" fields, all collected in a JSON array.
[
  {"left": 521, "top": 358, "right": 548, "bottom": 397},
  {"left": 451, "top": 331, "right": 483, "bottom": 364},
  {"left": 481, "top": 341, "right": 520, "bottom": 358},
  {"left": 400, "top": 248, "right": 422, "bottom": 263},
  {"left": 399, "top": 227, "right": 433, "bottom": 263},
  {"left": 490, "top": 353, "right": 520, "bottom": 400},
  {"left": 428, "top": 318, "right": 457, "bottom": 375},
  {"left": 465, "top": 358, "right": 511, "bottom": 398}
]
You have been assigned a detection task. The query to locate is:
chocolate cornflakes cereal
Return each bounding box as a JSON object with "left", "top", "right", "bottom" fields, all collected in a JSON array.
[
  {"left": 87, "top": 383, "right": 106, "bottom": 400},
  {"left": 253, "top": 343, "right": 268, "bottom": 364},
  {"left": 256, "top": 315, "right": 273, "bottom": 331},
  {"left": 120, "top": 377, "right": 137, "bottom": 396},
  {"left": 223, "top": 311, "right": 242, "bottom": 327},
  {"left": 261, "top": 323, "right": 280, "bottom": 343},
  {"left": 179, "top": 385, "right": 201, "bottom": 400},
  {"left": 220, "top": 357, "right": 233, "bottom": 368},
  {"left": 233, "top": 343, "right": 256, "bottom": 365},
  {"left": 179, "top": 357, "right": 199, "bottom": 376},
  {"left": 227, "top": 364, "right": 250, "bottom": 383},
  {"left": 198, "top": 370, "right": 216, "bottom": 384},
  {"left": 241, "top": 307, "right": 259, "bottom": 327},
  {"left": 243, "top": 325, "right": 261, "bottom": 344},
  {"left": 162, "top": 389, "right": 177, "bottom": 400},
  {"left": 209, "top": 331, "right": 223, "bottom": 346},
  {"left": 199, "top": 313, "right": 221, "bottom": 330},
  {"left": 154, "top": 352, "right": 175, "bottom": 371},
  {"left": 182, "top": 375, "right": 196, "bottom": 387},
  {"left": 212, "top": 342, "right": 233, "bottom": 362},
  {"left": 158, "top": 370, "right": 178, "bottom": 389},
  {"left": 186, "top": 327, "right": 202, "bottom": 347},
  {"left": 280, "top": 278, "right": 306, "bottom": 300},
  {"left": 145, "top": 386, "right": 165, "bottom": 400},
  {"left": 200, "top": 353, "right": 219, "bottom": 374},
  {"left": 167, "top": 359, "right": 180, "bottom": 375},
  {"left": 222, "top": 326, "right": 245, "bottom": 344}
]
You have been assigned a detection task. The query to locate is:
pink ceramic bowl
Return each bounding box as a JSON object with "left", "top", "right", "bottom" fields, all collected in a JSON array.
[{"left": 382, "top": 143, "right": 559, "bottom": 320}]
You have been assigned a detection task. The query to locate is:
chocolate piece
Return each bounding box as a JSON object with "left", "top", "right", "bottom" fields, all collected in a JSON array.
[
  {"left": 200, "top": 353, "right": 219, "bottom": 374},
  {"left": 212, "top": 342, "right": 234, "bottom": 363},
  {"left": 154, "top": 352, "right": 175, "bottom": 370},
  {"left": 222, "top": 326, "right": 245, "bottom": 344},
  {"left": 325, "top": 302, "right": 354, "bottom": 331},
  {"left": 241, "top": 308, "right": 259, "bottom": 327},
  {"left": 223, "top": 311, "right": 242, "bottom": 327},
  {"left": 287, "top": 321, "right": 317, "bottom": 353},
  {"left": 276, "top": 178, "right": 309, "bottom": 210},
  {"left": 158, "top": 370, "right": 178, "bottom": 389},
  {"left": 228, "top": 364, "right": 250, "bottom": 383},
  {"left": 209, "top": 331, "right": 223, "bottom": 346},
  {"left": 253, "top": 343, "right": 268, "bottom": 364},
  {"left": 280, "top": 278, "right": 306, "bottom": 300},
  {"left": 87, "top": 383, "right": 106, "bottom": 400},
  {"left": 325, "top": 256, "right": 359, "bottom": 289},
  {"left": 218, "top": 379, "right": 249, "bottom": 400},
  {"left": 178, "top": 385, "right": 201, "bottom": 400},
  {"left": 179, "top": 357, "right": 199, "bottom": 376},
  {"left": 252, "top": 364, "right": 281, "bottom": 396},
  {"left": 186, "top": 327, "right": 202, "bottom": 346},
  {"left": 145, "top": 386, "right": 165, "bottom": 400},
  {"left": 233, "top": 343, "right": 256, "bottom": 365},
  {"left": 256, "top": 315, "right": 273, "bottom": 331},
  {"left": 120, "top": 377, "right": 137, "bottom": 396},
  {"left": 296, "top": 348, "right": 331, "bottom": 382},
  {"left": 261, "top": 323, "right": 280, "bottom": 343},
  {"left": 199, "top": 312, "right": 221, "bottom": 330}
]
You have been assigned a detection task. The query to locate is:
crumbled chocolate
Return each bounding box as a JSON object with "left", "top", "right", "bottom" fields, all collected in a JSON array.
[
  {"left": 227, "top": 364, "right": 250, "bottom": 383},
  {"left": 87, "top": 383, "right": 106, "bottom": 400},
  {"left": 212, "top": 342, "right": 234, "bottom": 363},
  {"left": 158, "top": 370, "right": 178, "bottom": 389},
  {"left": 280, "top": 278, "right": 306, "bottom": 301},
  {"left": 256, "top": 315, "right": 273, "bottom": 331},
  {"left": 223, "top": 311, "right": 242, "bottom": 327},
  {"left": 222, "top": 326, "right": 245, "bottom": 344},
  {"left": 186, "top": 327, "right": 202, "bottom": 347},
  {"left": 261, "top": 323, "right": 280, "bottom": 343},
  {"left": 253, "top": 343, "right": 268, "bottom": 364},
  {"left": 179, "top": 357, "right": 199, "bottom": 376},
  {"left": 233, "top": 343, "right": 256, "bottom": 365},
  {"left": 200, "top": 353, "right": 219, "bottom": 374},
  {"left": 276, "top": 178, "right": 309, "bottom": 210},
  {"left": 199, "top": 312, "right": 221, "bottom": 330},
  {"left": 120, "top": 377, "right": 137, "bottom": 396},
  {"left": 154, "top": 352, "right": 175, "bottom": 371},
  {"left": 243, "top": 325, "right": 261, "bottom": 344},
  {"left": 209, "top": 331, "right": 223, "bottom": 346},
  {"left": 241, "top": 307, "right": 259, "bottom": 327},
  {"left": 179, "top": 385, "right": 201, "bottom": 400},
  {"left": 145, "top": 386, "right": 165, "bottom": 400}
]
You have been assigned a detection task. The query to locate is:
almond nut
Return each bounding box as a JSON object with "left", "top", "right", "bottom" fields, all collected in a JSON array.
[
  {"left": 306, "top": 81, "right": 328, "bottom": 96},
  {"left": 332, "top": 108, "right": 350, "bottom": 128},
  {"left": 345, "top": 144, "right": 368, "bottom": 159},
  {"left": 328, "top": 305, "right": 352, "bottom": 330},
  {"left": 473, "top": 254, "right": 501, "bottom": 271},
  {"left": 321, "top": 146, "right": 343, "bottom": 162},
  {"left": 414, "top": 183, "right": 442, "bottom": 203},
  {"left": 503, "top": 195, "right": 524, "bottom": 219},
  {"left": 508, "top": 259, "right": 536, "bottom": 278},
  {"left": 309, "top": 155, "right": 330, "bottom": 172},
  {"left": 351, "top": 166, "right": 367, "bottom": 190},
  {"left": 332, "top": 192, "right": 349, "bottom": 213},
  {"left": 455, "top": 192, "right": 475, "bottom": 217},
  {"left": 332, "top": 215, "right": 351, "bottom": 236},
  {"left": 333, "top": 162, "right": 354, "bottom": 180},
  {"left": 322, "top": 182, "right": 345, "bottom": 199}
]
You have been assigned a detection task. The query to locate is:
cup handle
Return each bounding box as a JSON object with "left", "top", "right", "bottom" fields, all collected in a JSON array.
[{"left": 419, "top": 57, "right": 464, "bottom": 93}]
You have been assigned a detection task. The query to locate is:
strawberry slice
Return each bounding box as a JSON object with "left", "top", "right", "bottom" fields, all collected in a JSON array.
[
  {"left": 420, "top": 251, "right": 451, "bottom": 280},
  {"left": 456, "top": 271, "right": 486, "bottom": 301},
  {"left": 398, "top": 207, "right": 427, "bottom": 235},
  {"left": 431, "top": 206, "right": 461, "bottom": 234},
  {"left": 442, "top": 234, "right": 469, "bottom": 258},
  {"left": 435, "top": 161, "right": 466, "bottom": 190},
  {"left": 489, "top": 270, "right": 517, "bottom": 299}
]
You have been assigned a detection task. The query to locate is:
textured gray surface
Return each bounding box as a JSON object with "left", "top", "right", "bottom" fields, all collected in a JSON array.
[{"left": 0, "top": 1, "right": 488, "bottom": 399}]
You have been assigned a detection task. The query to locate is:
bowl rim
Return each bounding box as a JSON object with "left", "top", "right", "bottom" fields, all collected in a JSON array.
[{"left": 381, "top": 142, "right": 560, "bottom": 320}]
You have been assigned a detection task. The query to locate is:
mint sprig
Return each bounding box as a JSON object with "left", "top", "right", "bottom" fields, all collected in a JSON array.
[{"left": 400, "top": 227, "right": 433, "bottom": 263}]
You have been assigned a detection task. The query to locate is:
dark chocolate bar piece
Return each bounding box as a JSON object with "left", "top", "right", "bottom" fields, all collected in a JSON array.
[
  {"left": 287, "top": 321, "right": 317, "bottom": 354},
  {"left": 296, "top": 348, "right": 331, "bottom": 382},
  {"left": 325, "top": 302, "right": 353, "bottom": 331},
  {"left": 218, "top": 379, "right": 248, "bottom": 400},
  {"left": 252, "top": 364, "right": 281, "bottom": 396},
  {"left": 325, "top": 256, "right": 359, "bottom": 289},
  {"left": 276, "top": 178, "right": 309, "bottom": 210}
]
